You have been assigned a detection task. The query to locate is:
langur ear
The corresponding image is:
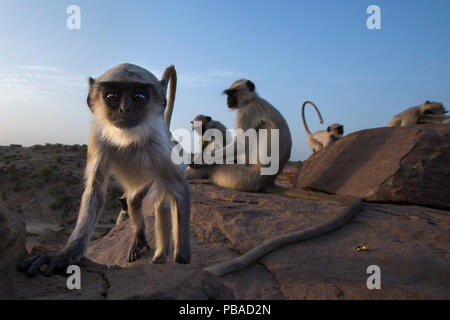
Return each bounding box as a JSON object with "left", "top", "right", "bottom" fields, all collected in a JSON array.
[
  {"left": 87, "top": 78, "right": 96, "bottom": 110},
  {"left": 206, "top": 116, "right": 212, "bottom": 122},
  {"left": 425, "top": 100, "right": 431, "bottom": 104},
  {"left": 89, "top": 77, "right": 96, "bottom": 88},
  {"left": 327, "top": 126, "right": 331, "bottom": 132},
  {"left": 246, "top": 80, "right": 255, "bottom": 92}
]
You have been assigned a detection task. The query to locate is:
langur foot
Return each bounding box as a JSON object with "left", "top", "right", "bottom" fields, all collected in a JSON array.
[
  {"left": 174, "top": 250, "right": 191, "bottom": 264},
  {"left": 151, "top": 253, "right": 168, "bottom": 264},
  {"left": 128, "top": 229, "right": 150, "bottom": 263}
]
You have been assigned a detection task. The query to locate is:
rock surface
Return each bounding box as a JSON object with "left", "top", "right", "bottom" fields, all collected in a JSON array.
[
  {"left": 86, "top": 183, "right": 352, "bottom": 267},
  {"left": 1, "top": 240, "right": 233, "bottom": 300},
  {"left": 107, "top": 265, "right": 234, "bottom": 300},
  {"left": 260, "top": 203, "right": 450, "bottom": 299},
  {"left": 86, "top": 183, "right": 449, "bottom": 300},
  {"left": 1, "top": 145, "right": 449, "bottom": 300},
  {"left": 297, "top": 124, "right": 450, "bottom": 210}
]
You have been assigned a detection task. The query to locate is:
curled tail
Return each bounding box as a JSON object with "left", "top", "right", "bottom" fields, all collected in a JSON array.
[
  {"left": 302, "top": 101, "right": 324, "bottom": 136},
  {"left": 162, "top": 65, "right": 177, "bottom": 129},
  {"left": 204, "top": 185, "right": 362, "bottom": 277}
]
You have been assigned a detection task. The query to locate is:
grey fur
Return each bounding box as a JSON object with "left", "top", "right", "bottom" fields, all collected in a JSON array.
[
  {"left": 186, "top": 81, "right": 363, "bottom": 278},
  {"left": 186, "top": 79, "right": 292, "bottom": 192},
  {"left": 18, "top": 64, "right": 191, "bottom": 277},
  {"left": 388, "top": 101, "right": 447, "bottom": 127},
  {"left": 301, "top": 101, "right": 344, "bottom": 153},
  {"left": 191, "top": 114, "right": 231, "bottom": 153}
]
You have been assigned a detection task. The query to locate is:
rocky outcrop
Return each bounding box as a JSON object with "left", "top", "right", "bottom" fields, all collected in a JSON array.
[
  {"left": 276, "top": 162, "right": 301, "bottom": 187},
  {"left": 1, "top": 144, "right": 449, "bottom": 300},
  {"left": 259, "top": 203, "right": 450, "bottom": 299},
  {"left": 86, "top": 183, "right": 450, "bottom": 299},
  {"left": 86, "top": 183, "right": 354, "bottom": 267},
  {"left": 2, "top": 182, "right": 449, "bottom": 299},
  {"left": 297, "top": 124, "right": 450, "bottom": 210}
]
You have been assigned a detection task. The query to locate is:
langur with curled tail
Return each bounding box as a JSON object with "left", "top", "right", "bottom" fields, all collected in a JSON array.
[
  {"left": 19, "top": 63, "right": 191, "bottom": 277},
  {"left": 186, "top": 80, "right": 363, "bottom": 276},
  {"left": 301, "top": 101, "right": 344, "bottom": 153}
]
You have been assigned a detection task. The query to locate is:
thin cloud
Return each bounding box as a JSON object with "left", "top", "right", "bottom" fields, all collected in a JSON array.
[
  {"left": 0, "top": 67, "right": 86, "bottom": 104},
  {"left": 18, "top": 65, "right": 61, "bottom": 72},
  {"left": 179, "top": 70, "right": 244, "bottom": 88}
]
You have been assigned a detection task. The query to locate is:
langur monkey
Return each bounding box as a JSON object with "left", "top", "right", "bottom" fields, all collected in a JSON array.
[
  {"left": 186, "top": 79, "right": 292, "bottom": 192},
  {"left": 116, "top": 114, "right": 229, "bottom": 214},
  {"left": 186, "top": 80, "right": 363, "bottom": 276},
  {"left": 302, "top": 101, "right": 344, "bottom": 153},
  {"left": 19, "top": 63, "right": 191, "bottom": 277},
  {"left": 191, "top": 114, "right": 231, "bottom": 153},
  {"left": 114, "top": 66, "right": 178, "bottom": 227},
  {"left": 388, "top": 101, "right": 448, "bottom": 127}
]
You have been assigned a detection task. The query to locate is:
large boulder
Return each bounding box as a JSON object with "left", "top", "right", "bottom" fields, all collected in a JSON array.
[{"left": 297, "top": 124, "right": 450, "bottom": 210}]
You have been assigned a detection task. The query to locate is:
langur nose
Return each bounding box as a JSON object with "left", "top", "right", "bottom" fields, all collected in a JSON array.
[{"left": 120, "top": 107, "right": 131, "bottom": 113}]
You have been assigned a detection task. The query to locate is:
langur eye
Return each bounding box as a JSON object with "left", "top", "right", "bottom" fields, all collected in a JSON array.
[
  {"left": 105, "top": 92, "right": 119, "bottom": 103},
  {"left": 134, "top": 93, "right": 147, "bottom": 104}
]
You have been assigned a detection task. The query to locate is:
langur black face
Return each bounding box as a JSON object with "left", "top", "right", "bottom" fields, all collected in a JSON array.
[
  {"left": 224, "top": 88, "right": 239, "bottom": 109},
  {"left": 327, "top": 124, "right": 344, "bottom": 136},
  {"left": 87, "top": 63, "right": 167, "bottom": 130},
  {"left": 423, "top": 101, "right": 447, "bottom": 115},
  {"left": 223, "top": 80, "right": 255, "bottom": 109},
  {"left": 88, "top": 81, "right": 159, "bottom": 129}
]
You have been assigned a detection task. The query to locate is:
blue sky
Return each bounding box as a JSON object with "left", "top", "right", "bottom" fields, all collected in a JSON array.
[{"left": 0, "top": 0, "right": 449, "bottom": 160}]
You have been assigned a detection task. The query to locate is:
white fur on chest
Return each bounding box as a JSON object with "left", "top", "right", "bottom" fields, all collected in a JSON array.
[
  {"left": 93, "top": 115, "right": 171, "bottom": 193},
  {"left": 111, "top": 159, "right": 156, "bottom": 193}
]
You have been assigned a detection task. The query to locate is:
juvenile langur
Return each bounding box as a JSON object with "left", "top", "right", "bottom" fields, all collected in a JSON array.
[
  {"left": 186, "top": 80, "right": 363, "bottom": 276},
  {"left": 19, "top": 63, "right": 191, "bottom": 277},
  {"left": 114, "top": 66, "right": 178, "bottom": 228},
  {"left": 186, "top": 79, "right": 292, "bottom": 192},
  {"left": 302, "top": 101, "right": 344, "bottom": 153},
  {"left": 191, "top": 114, "right": 231, "bottom": 153},
  {"left": 387, "top": 101, "right": 447, "bottom": 127}
]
